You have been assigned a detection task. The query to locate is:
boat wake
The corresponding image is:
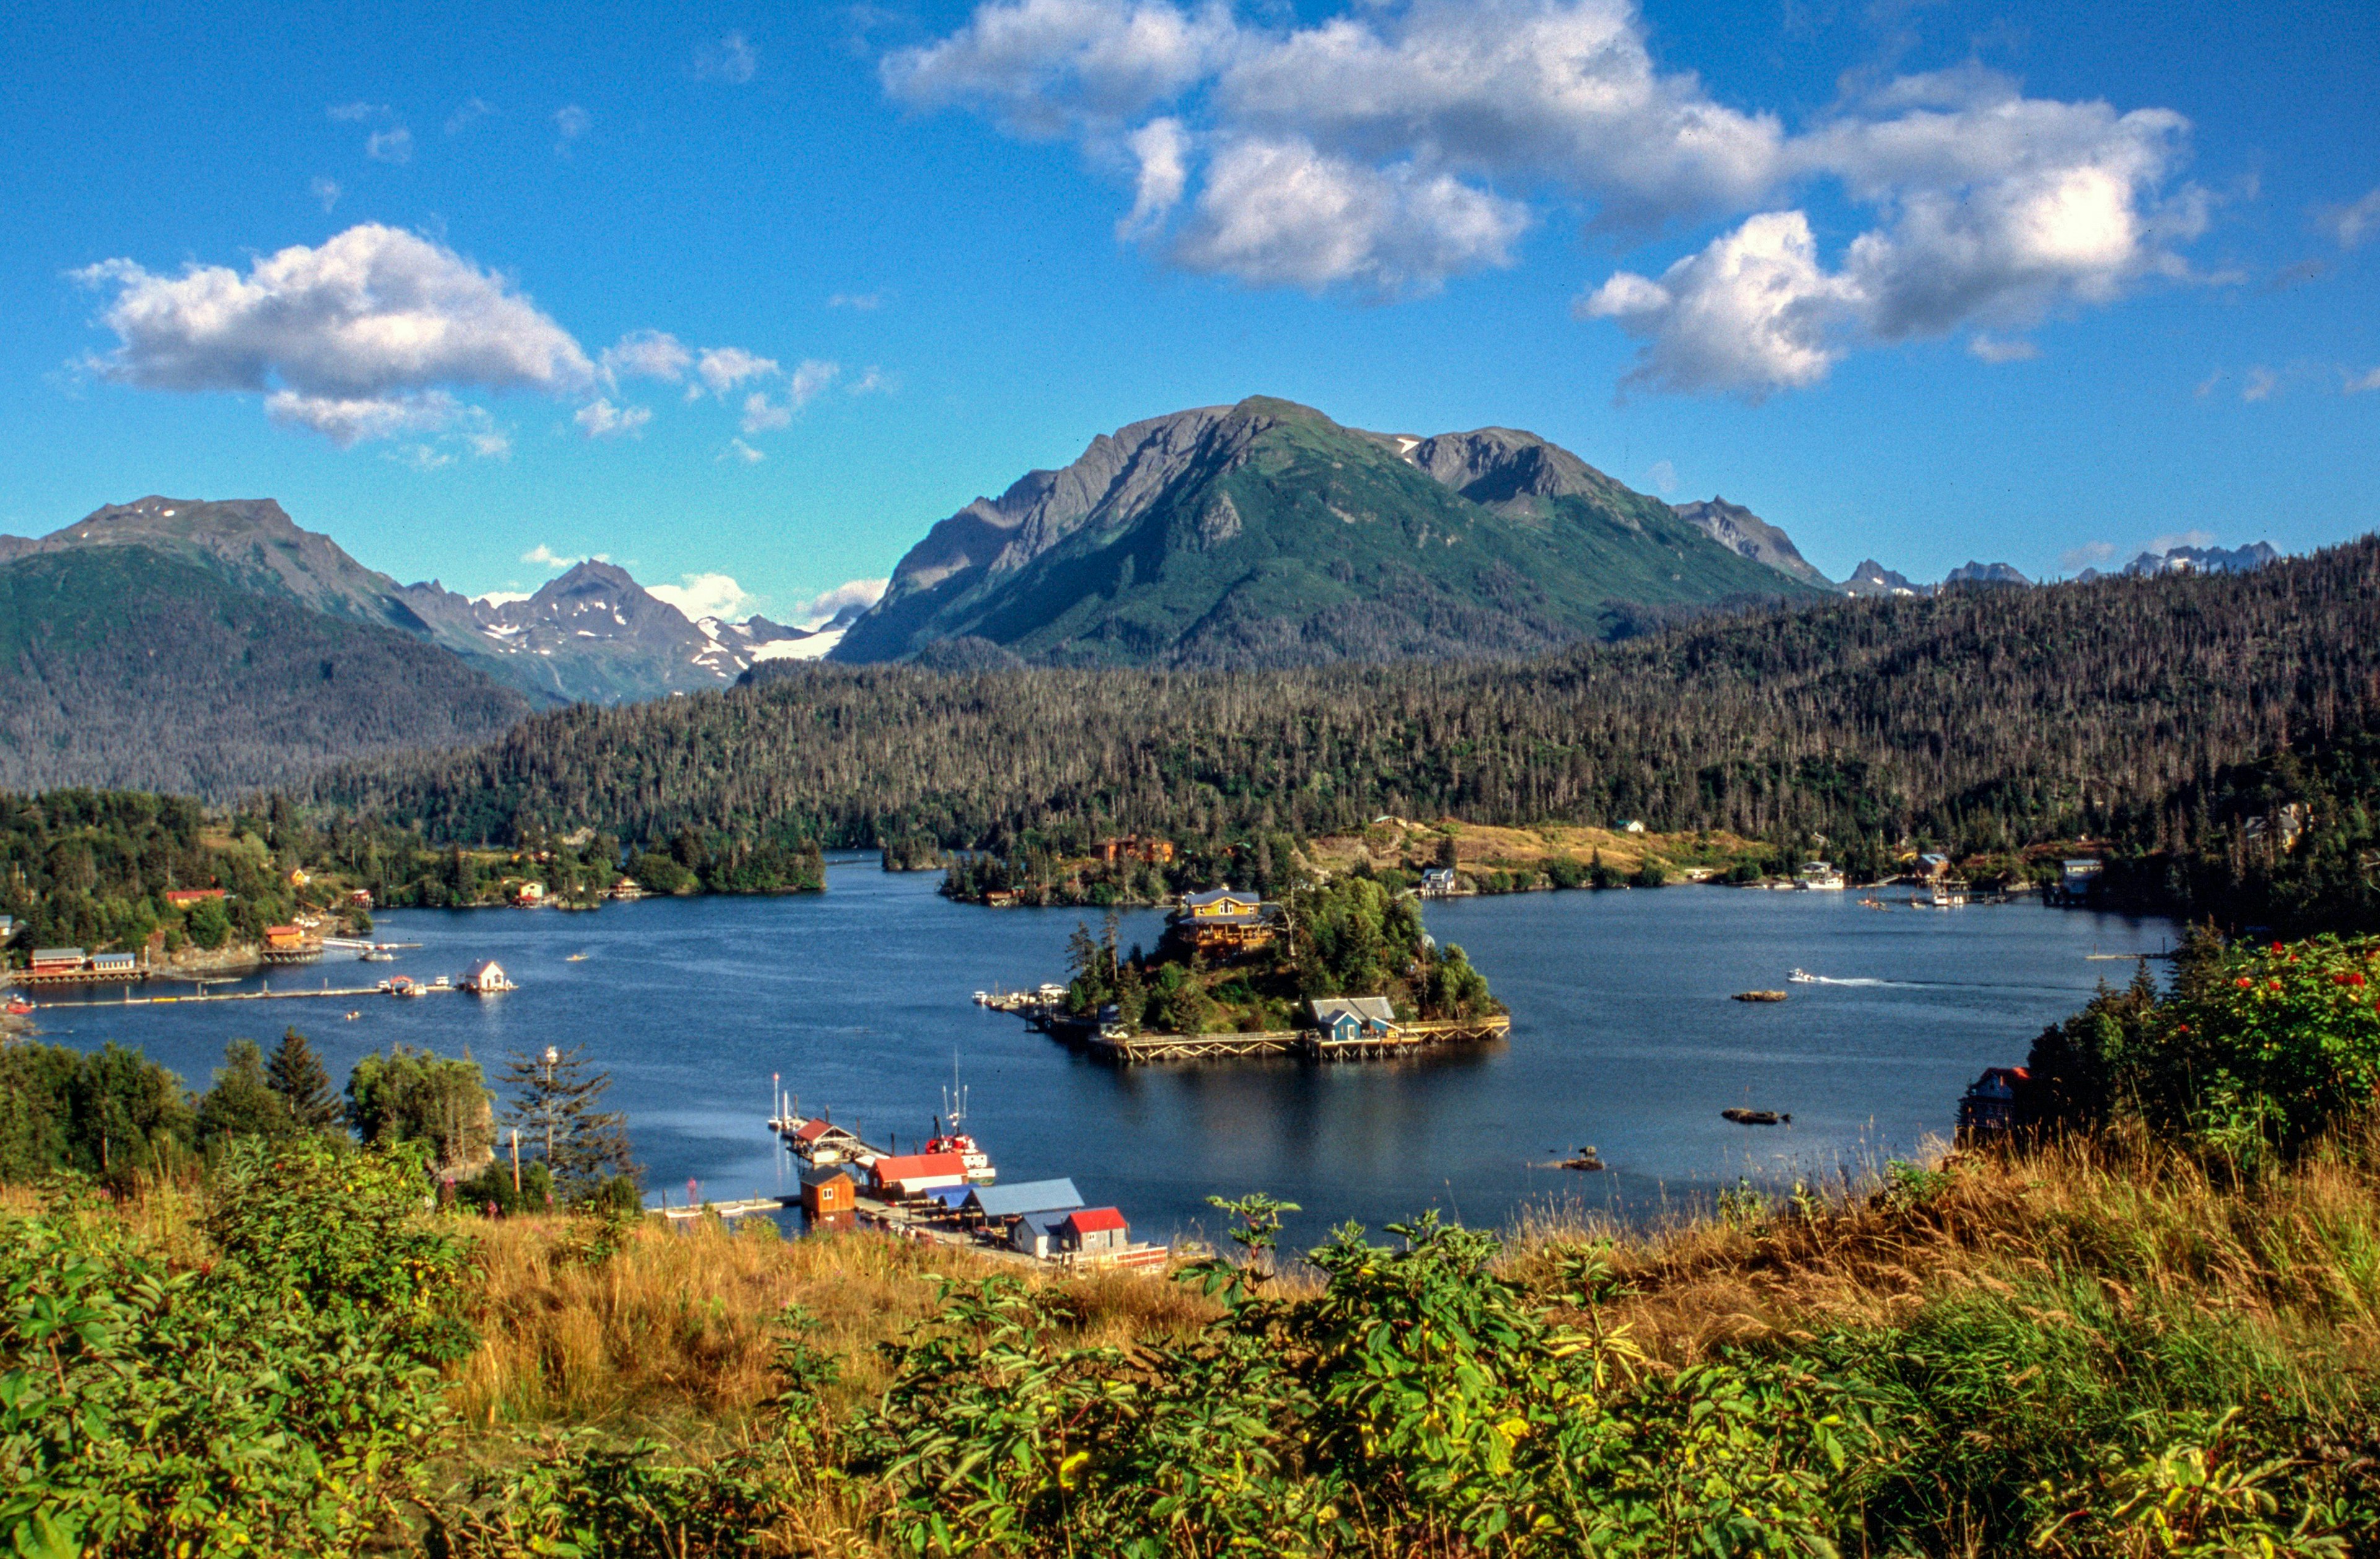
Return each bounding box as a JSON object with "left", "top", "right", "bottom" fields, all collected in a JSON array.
[{"left": 1797, "top": 975, "right": 1927, "bottom": 988}]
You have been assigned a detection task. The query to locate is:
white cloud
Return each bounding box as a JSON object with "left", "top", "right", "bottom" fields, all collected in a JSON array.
[
  {"left": 2322, "top": 187, "right": 2380, "bottom": 250},
  {"left": 522, "top": 543, "right": 581, "bottom": 570},
  {"left": 366, "top": 125, "right": 415, "bottom": 164},
  {"left": 327, "top": 101, "right": 386, "bottom": 123},
  {"left": 648, "top": 572, "right": 760, "bottom": 620},
  {"left": 474, "top": 589, "right": 532, "bottom": 605},
  {"left": 1969, "top": 333, "right": 2038, "bottom": 363},
  {"left": 793, "top": 577, "right": 889, "bottom": 627},
  {"left": 389, "top": 444, "right": 454, "bottom": 472},
  {"left": 694, "top": 345, "right": 780, "bottom": 398},
  {"left": 1581, "top": 210, "right": 1857, "bottom": 396},
  {"left": 2060, "top": 540, "right": 2117, "bottom": 572},
  {"left": 788, "top": 358, "right": 841, "bottom": 406},
  {"left": 574, "top": 397, "right": 653, "bottom": 438},
  {"left": 827, "top": 291, "right": 883, "bottom": 310},
  {"left": 73, "top": 224, "right": 595, "bottom": 444},
  {"left": 1175, "top": 135, "right": 1529, "bottom": 294},
  {"left": 1117, "top": 116, "right": 1189, "bottom": 238},
  {"left": 2146, "top": 529, "right": 2216, "bottom": 555},
  {"left": 721, "top": 437, "right": 767, "bottom": 463},
  {"left": 263, "top": 389, "right": 511, "bottom": 458},
  {"left": 553, "top": 105, "right": 590, "bottom": 153},
  {"left": 2195, "top": 369, "right": 2222, "bottom": 398},
  {"left": 849, "top": 365, "right": 890, "bottom": 395},
  {"left": 886, "top": 0, "right": 2205, "bottom": 384},
  {"left": 1643, "top": 459, "right": 1677, "bottom": 494},
  {"left": 2241, "top": 366, "right": 2277, "bottom": 402},
  {"left": 697, "top": 32, "right": 759, "bottom": 83},
  {"left": 601, "top": 329, "right": 693, "bottom": 385},
  {"left": 445, "top": 97, "right": 492, "bottom": 136},
  {"left": 740, "top": 392, "right": 794, "bottom": 433},
  {"left": 310, "top": 177, "right": 342, "bottom": 213},
  {"left": 2348, "top": 367, "right": 2380, "bottom": 395}
]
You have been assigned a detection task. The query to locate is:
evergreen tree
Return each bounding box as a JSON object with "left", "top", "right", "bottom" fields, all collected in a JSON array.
[
  {"left": 266, "top": 1026, "right": 342, "bottom": 1132},
  {"left": 196, "top": 1039, "right": 294, "bottom": 1148},
  {"left": 500, "top": 1045, "right": 638, "bottom": 1203},
  {"left": 346, "top": 1045, "right": 493, "bottom": 1173}
]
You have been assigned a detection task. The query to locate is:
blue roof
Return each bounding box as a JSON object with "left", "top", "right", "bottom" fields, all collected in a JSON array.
[
  {"left": 923, "top": 1185, "right": 974, "bottom": 1208},
  {"left": 1015, "top": 1209, "right": 1073, "bottom": 1237},
  {"left": 966, "top": 1179, "right": 1083, "bottom": 1218}
]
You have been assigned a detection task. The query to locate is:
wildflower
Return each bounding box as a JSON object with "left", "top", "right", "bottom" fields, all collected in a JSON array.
[{"left": 2237, "top": 977, "right": 2254, "bottom": 988}]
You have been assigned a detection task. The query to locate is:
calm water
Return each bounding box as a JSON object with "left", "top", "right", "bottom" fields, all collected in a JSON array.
[{"left": 37, "top": 859, "right": 2171, "bottom": 1247}]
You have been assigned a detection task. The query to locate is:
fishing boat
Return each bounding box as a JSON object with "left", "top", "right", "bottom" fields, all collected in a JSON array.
[
  {"left": 1787, "top": 968, "right": 1818, "bottom": 983},
  {"left": 923, "top": 1063, "right": 998, "bottom": 1183},
  {"left": 565, "top": 952, "right": 591, "bottom": 962}
]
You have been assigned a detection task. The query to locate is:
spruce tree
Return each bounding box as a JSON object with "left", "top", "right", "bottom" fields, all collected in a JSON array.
[
  {"left": 266, "top": 1027, "right": 342, "bottom": 1132},
  {"left": 500, "top": 1045, "right": 638, "bottom": 1202},
  {"left": 196, "top": 1040, "right": 294, "bottom": 1148}
]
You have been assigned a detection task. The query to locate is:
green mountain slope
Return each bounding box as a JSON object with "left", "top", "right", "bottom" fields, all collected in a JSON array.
[
  {"left": 0, "top": 547, "right": 530, "bottom": 797},
  {"left": 835, "top": 398, "right": 1822, "bottom": 667}
]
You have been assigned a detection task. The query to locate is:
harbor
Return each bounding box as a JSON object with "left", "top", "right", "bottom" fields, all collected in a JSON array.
[{"left": 763, "top": 1078, "right": 1168, "bottom": 1271}]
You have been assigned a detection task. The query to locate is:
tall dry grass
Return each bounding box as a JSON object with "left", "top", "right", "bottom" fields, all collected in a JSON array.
[{"left": 452, "top": 1216, "right": 1220, "bottom": 1436}]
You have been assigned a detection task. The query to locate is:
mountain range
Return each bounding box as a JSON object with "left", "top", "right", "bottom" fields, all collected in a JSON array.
[{"left": 832, "top": 397, "right": 1826, "bottom": 668}]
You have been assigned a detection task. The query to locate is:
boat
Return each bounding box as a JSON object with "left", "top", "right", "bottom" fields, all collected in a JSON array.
[
  {"left": 566, "top": 952, "right": 591, "bottom": 962},
  {"left": 1928, "top": 882, "right": 1971, "bottom": 908},
  {"left": 1787, "top": 968, "right": 1818, "bottom": 983},
  {"left": 1558, "top": 1146, "right": 1605, "bottom": 1172},
  {"left": 923, "top": 1063, "right": 997, "bottom": 1182},
  {"left": 343, "top": 1009, "right": 361, "bottom": 1021},
  {"left": 1732, "top": 990, "right": 1788, "bottom": 1003},
  {"left": 1721, "top": 1108, "right": 1791, "bottom": 1126}
]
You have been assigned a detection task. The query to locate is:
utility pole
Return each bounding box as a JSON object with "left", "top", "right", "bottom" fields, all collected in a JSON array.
[{"left": 542, "top": 1045, "right": 558, "bottom": 1163}]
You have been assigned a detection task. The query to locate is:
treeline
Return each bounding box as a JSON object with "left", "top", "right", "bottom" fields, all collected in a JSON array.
[
  {"left": 0, "top": 1026, "right": 636, "bottom": 1208},
  {"left": 315, "top": 540, "right": 2380, "bottom": 885}
]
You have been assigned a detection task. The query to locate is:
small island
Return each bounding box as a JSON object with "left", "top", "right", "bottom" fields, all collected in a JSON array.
[{"left": 995, "top": 871, "right": 1507, "bottom": 1063}]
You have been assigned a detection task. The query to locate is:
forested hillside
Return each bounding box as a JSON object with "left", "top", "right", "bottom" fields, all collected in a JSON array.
[
  {"left": 322, "top": 537, "right": 2380, "bottom": 884},
  {"left": 0, "top": 547, "right": 529, "bottom": 796}
]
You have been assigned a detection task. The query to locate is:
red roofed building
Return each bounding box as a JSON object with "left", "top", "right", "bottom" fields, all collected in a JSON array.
[
  {"left": 1056, "top": 1206, "right": 1130, "bottom": 1256},
  {"left": 164, "top": 889, "right": 225, "bottom": 908},
  {"left": 866, "top": 1151, "right": 969, "bottom": 1198}
]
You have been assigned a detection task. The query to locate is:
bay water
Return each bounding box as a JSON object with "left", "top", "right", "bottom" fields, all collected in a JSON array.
[{"left": 35, "top": 858, "right": 2171, "bottom": 1247}]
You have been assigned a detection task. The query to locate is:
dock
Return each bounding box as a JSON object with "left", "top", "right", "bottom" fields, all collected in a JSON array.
[
  {"left": 27, "top": 977, "right": 472, "bottom": 1008},
  {"left": 1060, "top": 1015, "right": 1512, "bottom": 1065}
]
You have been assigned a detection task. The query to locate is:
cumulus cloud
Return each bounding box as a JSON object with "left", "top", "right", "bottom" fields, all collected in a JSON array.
[
  {"left": 2060, "top": 540, "right": 2117, "bottom": 572},
  {"left": 327, "top": 102, "right": 385, "bottom": 123},
  {"left": 2146, "top": 529, "right": 2216, "bottom": 554},
  {"left": 2322, "top": 187, "right": 2380, "bottom": 250},
  {"left": 310, "top": 177, "right": 342, "bottom": 213},
  {"left": 366, "top": 126, "right": 414, "bottom": 164},
  {"left": 445, "top": 97, "right": 492, "bottom": 136},
  {"left": 2348, "top": 367, "right": 2380, "bottom": 395},
  {"left": 1580, "top": 211, "right": 1856, "bottom": 395},
  {"left": 721, "top": 437, "right": 767, "bottom": 463},
  {"left": 574, "top": 397, "right": 653, "bottom": 438},
  {"left": 697, "top": 32, "right": 759, "bottom": 83},
  {"left": 793, "top": 577, "right": 890, "bottom": 627},
  {"left": 69, "top": 223, "right": 835, "bottom": 450},
  {"left": 648, "top": 572, "right": 759, "bottom": 620},
  {"left": 73, "top": 224, "right": 594, "bottom": 448},
  {"left": 601, "top": 329, "right": 694, "bottom": 385},
  {"left": 885, "top": 0, "right": 2206, "bottom": 387},
  {"left": 1642, "top": 459, "right": 1677, "bottom": 494},
  {"left": 2241, "top": 366, "right": 2277, "bottom": 402},
  {"left": 740, "top": 392, "right": 794, "bottom": 433},
  {"left": 695, "top": 346, "right": 780, "bottom": 398},
  {"left": 1117, "top": 116, "right": 1190, "bottom": 239},
  {"left": 1176, "top": 135, "right": 1529, "bottom": 293},
  {"left": 522, "top": 543, "right": 581, "bottom": 570}
]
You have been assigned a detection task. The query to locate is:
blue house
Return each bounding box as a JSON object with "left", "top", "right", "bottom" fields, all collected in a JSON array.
[{"left": 1309, "top": 995, "right": 1401, "bottom": 1043}]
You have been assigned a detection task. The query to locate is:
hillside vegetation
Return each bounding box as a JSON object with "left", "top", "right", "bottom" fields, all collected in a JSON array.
[
  {"left": 325, "top": 538, "right": 2380, "bottom": 910},
  {"left": 0, "top": 547, "right": 527, "bottom": 797}
]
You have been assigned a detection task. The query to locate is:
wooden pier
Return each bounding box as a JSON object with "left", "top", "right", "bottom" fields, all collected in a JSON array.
[
  {"left": 30, "top": 979, "right": 469, "bottom": 1008},
  {"left": 1047, "top": 1014, "right": 1512, "bottom": 1065}
]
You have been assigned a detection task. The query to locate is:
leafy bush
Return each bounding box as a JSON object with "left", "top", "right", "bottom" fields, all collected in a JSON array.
[{"left": 0, "top": 1139, "right": 472, "bottom": 1557}]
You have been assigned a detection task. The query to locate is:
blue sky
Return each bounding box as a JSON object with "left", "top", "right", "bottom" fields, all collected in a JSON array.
[{"left": 2, "top": 0, "right": 2373, "bottom": 618}]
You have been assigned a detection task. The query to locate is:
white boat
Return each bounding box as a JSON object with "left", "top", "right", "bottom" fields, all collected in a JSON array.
[{"left": 1787, "top": 968, "right": 1818, "bottom": 983}]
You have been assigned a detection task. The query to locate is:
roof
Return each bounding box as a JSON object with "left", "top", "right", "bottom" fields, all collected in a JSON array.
[
  {"left": 467, "top": 959, "right": 505, "bottom": 976},
  {"left": 923, "top": 1185, "right": 976, "bottom": 1209},
  {"left": 966, "top": 1178, "right": 1084, "bottom": 1218},
  {"left": 1061, "top": 1207, "right": 1129, "bottom": 1236},
  {"left": 794, "top": 1118, "right": 859, "bottom": 1143},
  {"left": 30, "top": 948, "right": 82, "bottom": 962},
  {"left": 1311, "top": 996, "right": 1398, "bottom": 1027},
  {"left": 798, "top": 1165, "right": 854, "bottom": 1189},
  {"left": 1181, "top": 886, "right": 1252, "bottom": 908},
  {"left": 1015, "top": 1209, "right": 1075, "bottom": 1238},
  {"left": 90, "top": 952, "right": 134, "bottom": 965},
  {"left": 870, "top": 1152, "right": 969, "bottom": 1184}
]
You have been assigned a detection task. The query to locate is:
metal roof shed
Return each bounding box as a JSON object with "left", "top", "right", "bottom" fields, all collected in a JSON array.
[
  {"left": 964, "top": 1179, "right": 1083, "bottom": 1220},
  {"left": 1010, "top": 1208, "right": 1075, "bottom": 1258}
]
